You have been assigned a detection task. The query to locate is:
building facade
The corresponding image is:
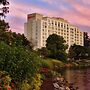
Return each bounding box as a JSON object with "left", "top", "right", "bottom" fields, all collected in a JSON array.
[{"left": 24, "top": 13, "right": 84, "bottom": 50}]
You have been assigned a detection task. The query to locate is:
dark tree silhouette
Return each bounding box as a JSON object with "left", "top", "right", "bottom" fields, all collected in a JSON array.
[
  {"left": 68, "top": 44, "right": 88, "bottom": 60},
  {"left": 46, "top": 34, "right": 68, "bottom": 61},
  {"left": 0, "top": 0, "right": 9, "bottom": 18},
  {"left": 84, "top": 32, "right": 90, "bottom": 47}
]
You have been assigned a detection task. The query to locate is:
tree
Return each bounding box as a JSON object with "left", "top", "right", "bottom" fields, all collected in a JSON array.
[
  {"left": 10, "top": 32, "right": 33, "bottom": 49},
  {"left": 37, "top": 47, "right": 50, "bottom": 58},
  {"left": 68, "top": 44, "right": 88, "bottom": 60},
  {"left": 84, "top": 32, "right": 90, "bottom": 47},
  {"left": 68, "top": 45, "right": 76, "bottom": 60},
  {"left": 0, "top": 20, "right": 9, "bottom": 31},
  {"left": 0, "top": 29, "right": 33, "bottom": 50},
  {"left": 0, "top": 0, "right": 9, "bottom": 18},
  {"left": 46, "top": 34, "right": 68, "bottom": 61},
  {"left": 0, "top": 0, "right": 10, "bottom": 44},
  {"left": 86, "top": 46, "right": 90, "bottom": 59}
]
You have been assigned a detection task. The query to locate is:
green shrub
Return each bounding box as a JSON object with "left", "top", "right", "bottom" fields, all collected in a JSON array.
[
  {"left": 41, "top": 60, "right": 50, "bottom": 68},
  {"left": 42, "top": 59, "right": 65, "bottom": 72},
  {"left": 0, "top": 42, "right": 41, "bottom": 89}
]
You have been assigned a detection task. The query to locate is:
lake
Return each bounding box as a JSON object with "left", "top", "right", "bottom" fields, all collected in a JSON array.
[{"left": 63, "top": 68, "right": 90, "bottom": 90}]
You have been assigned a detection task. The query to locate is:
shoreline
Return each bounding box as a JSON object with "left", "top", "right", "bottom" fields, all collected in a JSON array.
[
  {"left": 41, "top": 76, "right": 78, "bottom": 90},
  {"left": 40, "top": 59, "right": 90, "bottom": 90}
]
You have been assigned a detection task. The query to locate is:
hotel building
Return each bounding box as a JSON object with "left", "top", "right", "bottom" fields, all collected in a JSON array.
[{"left": 24, "top": 13, "right": 84, "bottom": 50}]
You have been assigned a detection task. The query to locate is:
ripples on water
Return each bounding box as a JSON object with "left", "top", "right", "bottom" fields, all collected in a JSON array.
[{"left": 63, "top": 68, "right": 90, "bottom": 90}]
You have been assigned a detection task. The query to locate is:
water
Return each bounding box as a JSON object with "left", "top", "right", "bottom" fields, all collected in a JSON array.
[{"left": 63, "top": 68, "right": 90, "bottom": 90}]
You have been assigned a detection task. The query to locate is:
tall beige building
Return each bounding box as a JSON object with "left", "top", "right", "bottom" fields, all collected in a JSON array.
[{"left": 24, "top": 13, "right": 84, "bottom": 50}]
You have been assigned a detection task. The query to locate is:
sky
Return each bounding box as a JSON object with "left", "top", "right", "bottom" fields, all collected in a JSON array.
[{"left": 6, "top": 0, "right": 90, "bottom": 35}]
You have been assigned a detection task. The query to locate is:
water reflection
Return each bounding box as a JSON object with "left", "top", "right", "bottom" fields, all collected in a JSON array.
[{"left": 63, "top": 68, "right": 90, "bottom": 90}]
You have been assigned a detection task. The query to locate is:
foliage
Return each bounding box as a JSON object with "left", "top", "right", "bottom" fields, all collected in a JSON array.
[
  {"left": 40, "top": 60, "right": 50, "bottom": 68},
  {"left": 0, "top": 1, "right": 43, "bottom": 89},
  {"left": 50, "top": 71, "right": 61, "bottom": 77},
  {"left": 10, "top": 32, "right": 33, "bottom": 49},
  {"left": 21, "top": 80, "right": 30, "bottom": 90},
  {"left": 68, "top": 44, "right": 88, "bottom": 60},
  {"left": 30, "top": 73, "right": 43, "bottom": 90},
  {"left": 0, "top": 0, "right": 9, "bottom": 18},
  {"left": 55, "top": 50, "right": 67, "bottom": 62},
  {"left": 84, "top": 32, "right": 90, "bottom": 47},
  {"left": 86, "top": 46, "right": 90, "bottom": 59},
  {"left": 0, "top": 11, "right": 32, "bottom": 50},
  {"left": 0, "top": 20, "right": 9, "bottom": 31},
  {"left": 68, "top": 45, "right": 77, "bottom": 60},
  {"left": 37, "top": 47, "right": 50, "bottom": 58},
  {"left": 46, "top": 34, "right": 68, "bottom": 61},
  {"left": 0, "top": 42, "right": 41, "bottom": 88},
  {"left": 0, "top": 27, "right": 33, "bottom": 49},
  {"left": 42, "top": 59, "right": 65, "bottom": 71},
  {"left": 0, "top": 71, "right": 16, "bottom": 90}
]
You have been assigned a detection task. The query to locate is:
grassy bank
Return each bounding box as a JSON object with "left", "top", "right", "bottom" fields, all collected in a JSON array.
[{"left": 41, "top": 58, "right": 90, "bottom": 71}]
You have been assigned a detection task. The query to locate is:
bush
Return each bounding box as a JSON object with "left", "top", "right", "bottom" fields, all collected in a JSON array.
[
  {"left": 0, "top": 42, "right": 41, "bottom": 89},
  {"left": 0, "top": 71, "right": 16, "bottom": 90},
  {"left": 42, "top": 59, "right": 65, "bottom": 72},
  {"left": 40, "top": 60, "right": 50, "bottom": 68}
]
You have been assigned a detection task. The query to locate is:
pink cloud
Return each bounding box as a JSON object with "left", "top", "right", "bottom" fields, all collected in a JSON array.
[
  {"left": 82, "top": 0, "right": 90, "bottom": 5},
  {"left": 6, "top": 2, "right": 63, "bottom": 33},
  {"left": 6, "top": 0, "right": 90, "bottom": 34}
]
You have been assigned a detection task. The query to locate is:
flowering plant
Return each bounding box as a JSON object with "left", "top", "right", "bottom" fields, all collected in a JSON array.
[{"left": 0, "top": 71, "right": 16, "bottom": 90}]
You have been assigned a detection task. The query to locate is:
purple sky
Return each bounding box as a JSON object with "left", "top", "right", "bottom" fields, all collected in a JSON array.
[{"left": 6, "top": 0, "right": 90, "bottom": 35}]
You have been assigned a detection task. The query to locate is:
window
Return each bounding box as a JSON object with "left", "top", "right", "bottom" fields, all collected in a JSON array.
[
  {"left": 55, "top": 22, "right": 57, "bottom": 26},
  {"left": 52, "top": 21, "right": 54, "bottom": 25},
  {"left": 58, "top": 32, "right": 60, "bottom": 34},
  {"left": 67, "top": 27, "right": 69, "bottom": 30},
  {"left": 64, "top": 24, "right": 66, "bottom": 29},
  {"left": 58, "top": 29, "right": 60, "bottom": 31},
  {"left": 45, "top": 26, "right": 47, "bottom": 28},
  {"left": 42, "top": 36, "right": 44, "bottom": 39},
  {"left": 61, "top": 29, "right": 63, "bottom": 32},
  {"left": 58, "top": 22, "right": 60, "bottom": 27},
  {"left": 64, "top": 30, "right": 66, "bottom": 32},
  {"left": 42, "top": 29, "right": 44, "bottom": 31},
  {"left": 61, "top": 23, "right": 63, "bottom": 28},
  {"left": 77, "top": 31, "right": 79, "bottom": 33},
  {"left": 61, "top": 33, "right": 63, "bottom": 35}
]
